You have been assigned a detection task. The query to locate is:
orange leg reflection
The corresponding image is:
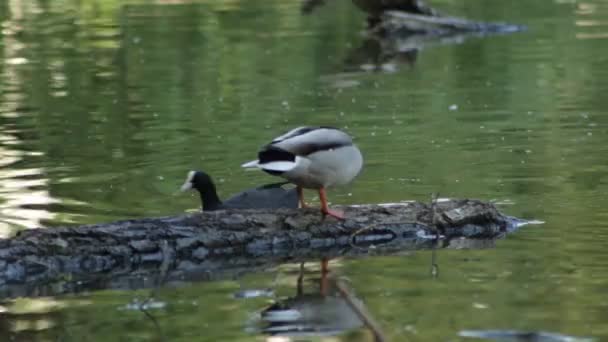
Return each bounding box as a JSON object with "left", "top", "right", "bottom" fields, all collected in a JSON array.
[
  {"left": 297, "top": 262, "right": 305, "bottom": 296},
  {"left": 320, "top": 257, "right": 330, "bottom": 296}
]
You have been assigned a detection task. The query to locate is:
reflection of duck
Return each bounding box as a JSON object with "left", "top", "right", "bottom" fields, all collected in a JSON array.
[
  {"left": 352, "top": 0, "right": 439, "bottom": 27},
  {"left": 263, "top": 293, "right": 363, "bottom": 337},
  {"left": 242, "top": 127, "right": 363, "bottom": 219},
  {"left": 343, "top": 37, "right": 418, "bottom": 72},
  {"left": 261, "top": 264, "right": 364, "bottom": 338},
  {"left": 180, "top": 170, "right": 298, "bottom": 211}
]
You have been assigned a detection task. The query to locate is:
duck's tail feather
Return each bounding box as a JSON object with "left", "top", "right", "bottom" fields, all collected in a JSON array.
[
  {"left": 243, "top": 146, "right": 300, "bottom": 172},
  {"left": 258, "top": 160, "right": 298, "bottom": 172},
  {"left": 241, "top": 160, "right": 259, "bottom": 168},
  {"left": 241, "top": 159, "right": 297, "bottom": 172}
]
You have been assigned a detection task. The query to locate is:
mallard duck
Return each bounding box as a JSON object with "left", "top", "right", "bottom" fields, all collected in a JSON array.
[
  {"left": 241, "top": 126, "right": 363, "bottom": 219},
  {"left": 180, "top": 170, "right": 298, "bottom": 211}
]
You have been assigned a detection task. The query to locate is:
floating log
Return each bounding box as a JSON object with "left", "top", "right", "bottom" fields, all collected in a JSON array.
[
  {"left": 0, "top": 199, "right": 519, "bottom": 298},
  {"left": 378, "top": 11, "right": 525, "bottom": 36},
  {"left": 339, "top": 8, "right": 525, "bottom": 72},
  {"left": 302, "top": 0, "right": 524, "bottom": 37}
]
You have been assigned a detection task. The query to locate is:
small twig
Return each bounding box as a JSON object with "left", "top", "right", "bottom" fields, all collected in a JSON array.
[
  {"left": 139, "top": 306, "right": 165, "bottom": 342},
  {"left": 430, "top": 192, "right": 440, "bottom": 235},
  {"left": 148, "top": 240, "right": 174, "bottom": 296},
  {"left": 135, "top": 240, "right": 172, "bottom": 342},
  {"left": 430, "top": 193, "right": 440, "bottom": 278},
  {"left": 430, "top": 245, "right": 439, "bottom": 278},
  {"left": 334, "top": 276, "right": 387, "bottom": 342},
  {"left": 157, "top": 240, "right": 173, "bottom": 288}
]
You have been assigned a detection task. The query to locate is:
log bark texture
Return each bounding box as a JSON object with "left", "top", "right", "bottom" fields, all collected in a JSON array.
[{"left": 0, "top": 199, "right": 516, "bottom": 298}]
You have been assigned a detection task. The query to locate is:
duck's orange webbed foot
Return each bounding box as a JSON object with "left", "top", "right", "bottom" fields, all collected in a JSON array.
[
  {"left": 321, "top": 208, "right": 344, "bottom": 220},
  {"left": 319, "top": 187, "right": 344, "bottom": 220}
]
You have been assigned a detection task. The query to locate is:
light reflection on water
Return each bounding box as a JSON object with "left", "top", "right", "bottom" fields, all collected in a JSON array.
[
  {"left": 0, "top": 162, "right": 57, "bottom": 237},
  {"left": 1, "top": 11, "right": 56, "bottom": 237},
  {"left": 1, "top": 54, "right": 55, "bottom": 236},
  {"left": 575, "top": 2, "right": 608, "bottom": 40},
  {"left": 1, "top": 0, "right": 608, "bottom": 340}
]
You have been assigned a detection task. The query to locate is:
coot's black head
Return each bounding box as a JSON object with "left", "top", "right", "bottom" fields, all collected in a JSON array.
[
  {"left": 181, "top": 170, "right": 214, "bottom": 192},
  {"left": 180, "top": 170, "right": 222, "bottom": 210}
]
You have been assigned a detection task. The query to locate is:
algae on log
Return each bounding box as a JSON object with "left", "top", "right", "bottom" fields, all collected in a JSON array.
[{"left": 0, "top": 199, "right": 514, "bottom": 298}]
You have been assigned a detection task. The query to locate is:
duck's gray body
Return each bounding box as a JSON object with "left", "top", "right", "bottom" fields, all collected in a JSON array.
[{"left": 242, "top": 126, "right": 363, "bottom": 190}]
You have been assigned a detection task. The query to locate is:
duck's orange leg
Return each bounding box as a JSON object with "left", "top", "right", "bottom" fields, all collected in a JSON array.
[
  {"left": 319, "top": 187, "right": 344, "bottom": 219},
  {"left": 321, "top": 258, "right": 329, "bottom": 274},
  {"left": 297, "top": 186, "right": 309, "bottom": 208}
]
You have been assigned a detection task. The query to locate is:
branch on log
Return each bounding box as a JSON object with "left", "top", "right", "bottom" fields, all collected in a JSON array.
[{"left": 0, "top": 199, "right": 521, "bottom": 298}]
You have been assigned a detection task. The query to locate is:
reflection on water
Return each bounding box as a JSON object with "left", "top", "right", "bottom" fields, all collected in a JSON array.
[
  {"left": 343, "top": 37, "right": 418, "bottom": 73},
  {"left": 1, "top": 4, "right": 57, "bottom": 237},
  {"left": 0, "top": 159, "right": 57, "bottom": 237},
  {"left": 260, "top": 263, "right": 366, "bottom": 339},
  {"left": 575, "top": 2, "right": 608, "bottom": 39},
  {"left": 1, "top": 0, "right": 608, "bottom": 340},
  {"left": 0, "top": 297, "right": 68, "bottom": 337}
]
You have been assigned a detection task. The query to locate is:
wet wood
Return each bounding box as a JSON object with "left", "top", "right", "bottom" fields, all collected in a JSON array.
[
  {"left": 301, "top": 0, "right": 524, "bottom": 36},
  {"left": 378, "top": 10, "right": 525, "bottom": 36},
  {"left": 0, "top": 199, "right": 514, "bottom": 298}
]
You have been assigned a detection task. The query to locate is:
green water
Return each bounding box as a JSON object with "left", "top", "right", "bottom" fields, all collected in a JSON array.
[{"left": 1, "top": 0, "right": 608, "bottom": 340}]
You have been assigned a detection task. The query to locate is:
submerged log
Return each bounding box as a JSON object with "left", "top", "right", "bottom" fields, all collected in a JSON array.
[
  {"left": 377, "top": 11, "right": 525, "bottom": 36},
  {"left": 301, "top": 0, "right": 524, "bottom": 36},
  {"left": 337, "top": 10, "right": 525, "bottom": 72},
  {"left": 0, "top": 199, "right": 519, "bottom": 298}
]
